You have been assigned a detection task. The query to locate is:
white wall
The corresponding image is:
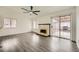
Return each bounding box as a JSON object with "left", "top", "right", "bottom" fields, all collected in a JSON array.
[
  {"left": 0, "top": 7, "right": 31, "bottom": 36},
  {"left": 76, "top": 7, "right": 79, "bottom": 48},
  {"left": 33, "top": 7, "right": 76, "bottom": 41}
]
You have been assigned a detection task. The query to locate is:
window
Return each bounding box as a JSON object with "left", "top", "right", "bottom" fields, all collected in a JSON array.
[
  {"left": 33, "top": 20, "right": 38, "bottom": 29},
  {"left": 4, "top": 18, "right": 10, "bottom": 28},
  {"left": 10, "top": 19, "right": 16, "bottom": 28},
  {"left": 4, "top": 17, "right": 16, "bottom": 28}
]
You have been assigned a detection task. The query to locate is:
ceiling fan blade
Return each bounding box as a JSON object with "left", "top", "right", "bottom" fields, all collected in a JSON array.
[
  {"left": 31, "top": 6, "right": 33, "bottom": 10},
  {"left": 21, "top": 8, "right": 28, "bottom": 11},
  {"left": 33, "top": 10, "right": 40, "bottom": 12},
  {"left": 33, "top": 12, "right": 38, "bottom": 15}
]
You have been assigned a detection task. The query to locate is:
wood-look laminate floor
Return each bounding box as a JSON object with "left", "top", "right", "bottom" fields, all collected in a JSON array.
[{"left": 0, "top": 32, "right": 79, "bottom": 52}]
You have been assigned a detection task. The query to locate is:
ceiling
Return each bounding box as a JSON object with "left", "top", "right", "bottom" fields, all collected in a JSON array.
[{"left": 0, "top": 6, "right": 73, "bottom": 18}]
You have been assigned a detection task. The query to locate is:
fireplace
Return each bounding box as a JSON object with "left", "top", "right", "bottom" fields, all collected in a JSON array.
[
  {"left": 40, "top": 29, "right": 47, "bottom": 34},
  {"left": 37, "top": 23, "right": 51, "bottom": 36}
]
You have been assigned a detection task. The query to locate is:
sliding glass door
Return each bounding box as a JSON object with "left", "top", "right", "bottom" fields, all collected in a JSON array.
[{"left": 51, "top": 15, "right": 71, "bottom": 39}]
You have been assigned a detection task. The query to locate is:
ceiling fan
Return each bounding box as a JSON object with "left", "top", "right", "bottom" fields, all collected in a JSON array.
[{"left": 21, "top": 6, "right": 40, "bottom": 15}]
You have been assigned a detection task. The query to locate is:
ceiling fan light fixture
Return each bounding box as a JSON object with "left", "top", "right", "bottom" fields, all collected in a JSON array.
[{"left": 29, "top": 12, "right": 33, "bottom": 15}]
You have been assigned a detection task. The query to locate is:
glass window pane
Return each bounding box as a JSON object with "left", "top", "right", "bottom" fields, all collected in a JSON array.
[
  {"left": 4, "top": 18, "right": 10, "bottom": 28},
  {"left": 11, "top": 19, "right": 16, "bottom": 28}
]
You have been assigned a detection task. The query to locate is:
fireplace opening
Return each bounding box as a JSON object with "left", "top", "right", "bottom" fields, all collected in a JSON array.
[{"left": 40, "top": 29, "right": 47, "bottom": 34}]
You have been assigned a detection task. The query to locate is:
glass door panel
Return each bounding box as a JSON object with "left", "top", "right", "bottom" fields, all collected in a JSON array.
[
  {"left": 52, "top": 17, "right": 60, "bottom": 37},
  {"left": 60, "top": 16, "right": 71, "bottom": 39}
]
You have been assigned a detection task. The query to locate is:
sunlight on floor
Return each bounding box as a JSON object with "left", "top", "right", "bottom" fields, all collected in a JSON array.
[
  {"left": 32, "top": 34, "right": 40, "bottom": 46},
  {"left": 1, "top": 38, "right": 19, "bottom": 51}
]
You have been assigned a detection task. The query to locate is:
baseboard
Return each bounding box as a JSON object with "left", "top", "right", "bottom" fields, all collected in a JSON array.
[{"left": 0, "top": 31, "right": 31, "bottom": 37}]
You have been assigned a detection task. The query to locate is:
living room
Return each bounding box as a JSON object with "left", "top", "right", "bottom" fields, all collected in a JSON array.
[{"left": 0, "top": 6, "right": 79, "bottom": 52}]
